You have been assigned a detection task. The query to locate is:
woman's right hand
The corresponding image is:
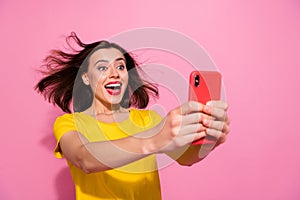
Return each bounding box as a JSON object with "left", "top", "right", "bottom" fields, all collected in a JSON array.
[{"left": 150, "top": 101, "right": 213, "bottom": 153}]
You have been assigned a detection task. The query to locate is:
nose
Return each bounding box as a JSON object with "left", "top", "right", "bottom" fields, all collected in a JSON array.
[{"left": 108, "top": 66, "right": 119, "bottom": 78}]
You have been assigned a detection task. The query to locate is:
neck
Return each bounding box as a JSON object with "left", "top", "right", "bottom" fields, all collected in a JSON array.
[
  {"left": 96, "top": 107, "right": 123, "bottom": 115},
  {"left": 88, "top": 101, "right": 125, "bottom": 115}
]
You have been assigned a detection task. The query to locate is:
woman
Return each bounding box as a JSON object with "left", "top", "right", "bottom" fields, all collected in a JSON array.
[{"left": 35, "top": 32, "right": 230, "bottom": 200}]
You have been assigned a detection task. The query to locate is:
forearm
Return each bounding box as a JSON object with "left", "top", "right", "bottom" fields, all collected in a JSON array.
[
  {"left": 82, "top": 134, "right": 155, "bottom": 171},
  {"left": 60, "top": 126, "right": 161, "bottom": 174},
  {"left": 75, "top": 122, "right": 163, "bottom": 173}
]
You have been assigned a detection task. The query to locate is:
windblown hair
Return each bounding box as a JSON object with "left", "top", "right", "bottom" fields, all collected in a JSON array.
[{"left": 35, "top": 32, "right": 159, "bottom": 113}]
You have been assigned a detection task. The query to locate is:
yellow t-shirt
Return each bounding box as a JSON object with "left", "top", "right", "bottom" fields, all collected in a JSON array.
[{"left": 53, "top": 108, "right": 163, "bottom": 200}]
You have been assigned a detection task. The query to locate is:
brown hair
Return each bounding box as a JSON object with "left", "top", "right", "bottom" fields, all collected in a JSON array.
[{"left": 35, "top": 32, "right": 159, "bottom": 113}]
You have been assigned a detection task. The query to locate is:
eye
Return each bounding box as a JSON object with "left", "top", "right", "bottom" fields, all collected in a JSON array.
[
  {"left": 116, "top": 65, "right": 125, "bottom": 70},
  {"left": 97, "top": 66, "right": 107, "bottom": 71}
]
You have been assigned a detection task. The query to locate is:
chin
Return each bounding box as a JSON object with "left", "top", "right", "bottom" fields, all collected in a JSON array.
[{"left": 108, "top": 96, "right": 124, "bottom": 105}]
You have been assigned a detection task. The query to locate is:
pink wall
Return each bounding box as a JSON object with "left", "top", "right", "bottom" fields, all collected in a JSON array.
[{"left": 1, "top": 0, "right": 300, "bottom": 199}]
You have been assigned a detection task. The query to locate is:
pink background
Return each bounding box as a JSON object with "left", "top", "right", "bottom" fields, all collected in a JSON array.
[{"left": 1, "top": 0, "right": 300, "bottom": 199}]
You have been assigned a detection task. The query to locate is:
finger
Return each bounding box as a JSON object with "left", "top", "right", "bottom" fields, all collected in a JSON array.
[
  {"left": 206, "top": 128, "right": 227, "bottom": 144},
  {"left": 179, "top": 101, "right": 205, "bottom": 115},
  {"left": 184, "top": 131, "right": 207, "bottom": 144},
  {"left": 167, "top": 131, "right": 207, "bottom": 148},
  {"left": 178, "top": 123, "right": 206, "bottom": 136},
  {"left": 203, "top": 120, "right": 225, "bottom": 132},
  {"left": 204, "top": 119, "right": 231, "bottom": 136},
  {"left": 181, "top": 112, "right": 215, "bottom": 125},
  {"left": 222, "top": 124, "right": 230, "bottom": 135},
  {"left": 206, "top": 100, "right": 229, "bottom": 110},
  {"left": 216, "top": 132, "right": 227, "bottom": 144},
  {"left": 225, "top": 115, "right": 231, "bottom": 125},
  {"left": 204, "top": 106, "right": 227, "bottom": 120},
  {"left": 206, "top": 128, "right": 223, "bottom": 139}
]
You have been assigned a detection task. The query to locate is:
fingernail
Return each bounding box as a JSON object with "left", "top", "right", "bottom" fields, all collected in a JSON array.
[
  {"left": 205, "top": 128, "right": 211, "bottom": 135},
  {"left": 203, "top": 119, "right": 209, "bottom": 126},
  {"left": 206, "top": 101, "right": 212, "bottom": 106},
  {"left": 205, "top": 105, "right": 211, "bottom": 112}
]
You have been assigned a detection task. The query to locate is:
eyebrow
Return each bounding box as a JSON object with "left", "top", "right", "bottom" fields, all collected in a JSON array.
[{"left": 94, "top": 57, "right": 125, "bottom": 66}]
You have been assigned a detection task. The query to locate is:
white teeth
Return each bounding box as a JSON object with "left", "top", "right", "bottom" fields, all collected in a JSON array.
[
  {"left": 105, "top": 83, "right": 121, "bottom": 90},
  {"left": 106, "top": 83, "right": 121, "bottom": 87}
]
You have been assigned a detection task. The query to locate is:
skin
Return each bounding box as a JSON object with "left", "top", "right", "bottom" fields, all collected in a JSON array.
[{"left": 59, "top": 48, "right": 230, "bottom": 173}]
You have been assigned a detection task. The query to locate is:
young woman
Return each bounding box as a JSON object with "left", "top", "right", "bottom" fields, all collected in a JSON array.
[{"left": 35, "top": 32, "right": 230, "bottom": 200}]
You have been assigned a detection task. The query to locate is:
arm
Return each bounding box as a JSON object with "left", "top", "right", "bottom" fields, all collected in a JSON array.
[
  {"left": 166, "top": 101, "right": 230, "bottom": 166},
  {"left": 59, "top": 101, "right": 209, "bottom": 174},
  {"left": 59, "top": 130, "right": 152, "bottom": 174}
]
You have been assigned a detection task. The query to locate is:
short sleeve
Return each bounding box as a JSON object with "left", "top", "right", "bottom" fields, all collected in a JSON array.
[
  {"left": 53, "top": 114, "right": 77, "bottom": 158},
  {"left": 148, "top": 110, "right": 163, "bottom": 127}
]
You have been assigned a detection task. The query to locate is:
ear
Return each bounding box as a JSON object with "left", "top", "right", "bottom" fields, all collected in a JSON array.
[{"left": 81, "top": 73, "right": 90, "bottom": 85}]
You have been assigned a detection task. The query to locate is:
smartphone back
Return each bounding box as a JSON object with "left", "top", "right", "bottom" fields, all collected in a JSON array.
[
  {"left": 189, "top": 71, "right": 222, "bottom": 145},
  {"left": 189, "top": 71, "right": 222, "bottom": 104}
]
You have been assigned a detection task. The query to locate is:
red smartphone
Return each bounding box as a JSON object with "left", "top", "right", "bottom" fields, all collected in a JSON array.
[{"left": 188, "top": 71, "right": 222, "bottom": 145}]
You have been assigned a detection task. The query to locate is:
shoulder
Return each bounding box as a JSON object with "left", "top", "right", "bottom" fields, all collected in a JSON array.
[
  {"left": 55, "top": 113, "right": 74, "bottom": 121},
  {"left": 54, "top": 112, "right": 96, "bottom": 123},
  {"left": 54, "top": 112, "right": 98, "bottom": 129},
  {"left": 53, "top": 113, "right": 76, "bottom": 132}
]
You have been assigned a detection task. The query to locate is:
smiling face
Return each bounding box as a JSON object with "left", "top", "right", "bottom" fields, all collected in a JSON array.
[{"left": 81, "top": 48, "right": 129, "bottom": 110}]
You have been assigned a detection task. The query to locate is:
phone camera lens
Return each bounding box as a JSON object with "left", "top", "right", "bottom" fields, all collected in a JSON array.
[{"left": 195, "top": 75, "right": 200, "bottom": 87}]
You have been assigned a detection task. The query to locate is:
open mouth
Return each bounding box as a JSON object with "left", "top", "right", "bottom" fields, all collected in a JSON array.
[{"left": 104, "top": 81, "right": 122, "bottom": 95}]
